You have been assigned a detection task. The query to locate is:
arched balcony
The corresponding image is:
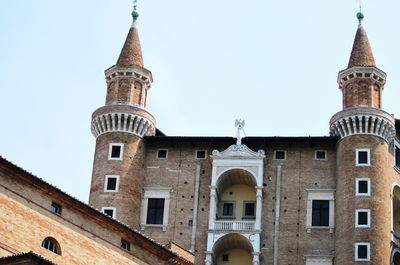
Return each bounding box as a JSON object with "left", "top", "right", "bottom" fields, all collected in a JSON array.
[
  {"left": 210, "top": 169, "right": 260, "bottom": 231},
  {"left": 205, "top": 233, "right": 259, "bottom": 265}
]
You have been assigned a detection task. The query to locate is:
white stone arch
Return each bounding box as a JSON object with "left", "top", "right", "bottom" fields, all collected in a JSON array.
[
  {"left": 391, "top": 248, "right": 400, "bottom": 265},
  {"left": 215, "top": 167, "right": 258, "bottom": 189}
]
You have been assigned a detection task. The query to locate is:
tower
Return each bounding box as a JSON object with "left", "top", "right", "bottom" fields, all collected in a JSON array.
[
  {"left": 88, "top": 8, "right": 155, "bottom": 229},
  {"left": 330, "top": 12, "right": 395, "bottom": 264}
]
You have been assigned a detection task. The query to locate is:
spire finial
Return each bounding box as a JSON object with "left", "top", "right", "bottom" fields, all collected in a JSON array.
[
  {"left": 132, "top": 0, "right": 139, "bottom": 23},
  {"left": 357, "top": 0, "right": 364, "bottom": 26}
]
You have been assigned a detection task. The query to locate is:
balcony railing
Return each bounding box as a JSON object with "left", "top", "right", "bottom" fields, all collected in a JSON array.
[{"left": 214, "top": 220, "right": 255, "bottom": 231}]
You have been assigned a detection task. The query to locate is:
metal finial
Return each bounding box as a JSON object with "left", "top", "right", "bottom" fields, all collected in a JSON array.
[
  {"left": 132, "top": 0, "right": 139, "bottom": 23},
  {"left": 357, "top": 0, "right": 364, "bottom": 25}
]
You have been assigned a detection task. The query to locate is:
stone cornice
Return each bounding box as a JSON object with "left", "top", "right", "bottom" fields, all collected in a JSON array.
[
  {"left": 104, "top": 64, "right": 153, "bottom": 90},
  {"left": 330, "top": 107, "right": 395, "bottom": 143},
  {"left": 337, "top": 66, "right": 386, "bottom": 89}
]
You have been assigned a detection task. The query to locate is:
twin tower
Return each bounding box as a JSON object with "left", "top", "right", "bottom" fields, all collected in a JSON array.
[{"left": 87, "top": 8, "right": 398, "bottom": 265}]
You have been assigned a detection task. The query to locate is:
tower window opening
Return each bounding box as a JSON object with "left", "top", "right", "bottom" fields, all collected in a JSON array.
[
  {"left": 109, "top": 143, "right": 124, "bottom": 160},
  {"left": 41, "top": 237, "right": 60, "bottom": 255},
  {"left": 315, "top": 151, "right": 327, "bottom": 160},
  {"left": 157, "top": 149, "right": 168, "bottom": 159},
  {"left": 195, "top": 150, "right": 207, "bottom": 159},
  {"left": 355, "top": 209, "right": 370, "bottom": 227},
  {"left": 311, "top": 200, "right": 329, "bottom": 226},
  {"left": 146, "top": 198, "right": 165, "bottom": 224},
  {"left": 101, "top": 207, "right": 116, "bottom": 219},
  {"left": 356, "top": 178, "right": 370, "bottom": 196},
  {"left": 120, "top": 239, "right": 131, "bottom": 251},
  {"left": 50, "top": 202, "right": 62, "bottom": 215},
  {"left": 355, "top": 243, "right": 370, "bottom": 261},
  {"left": 104, "top": 175, "right": 119, "bottom": 192},
  {"left": 356, "top": 149, "right": 370, "bottom": 166},
  {"left": 275, "top": 151, "right": 286, "bottom": 160}
]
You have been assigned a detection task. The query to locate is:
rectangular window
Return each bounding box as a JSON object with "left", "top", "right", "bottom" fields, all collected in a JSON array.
[
  {"left": 395, "top": 142, "right": 400, "bottom": 168},
  {"left": 120, "top": 239, "right": 130, "bottom": 251},
  {"left": 146, "top": 198, "right": 165, "bottom": 224},
  {"left": 104, "top": 175, "right": 120, "bottom": 192},
  {"left": 355, "top": 243, "right": 370, "bottom": 261},
  {"left": 222, "top": 203, "right": 234, "bottom": 217},
  {"left": 243, "top": 202, "right": 255, "bottom": 218},
  {"left": 356, "top": 178, "right": 370, "bottom": 196},
  {"left": 356, "top": 149, "right": 370, "bottom": 166},
  {"left": 102, "top": 207, "right": 116, "bottom": 219},
  {"left": 315, "top": 151, "right": 327, "bottom": 160},
  {"left": 355, "top": 209, "right": 370, "bottom": 228},
  {"left": 312, "top": 200, "right": 329, "bottom": 226},
  {"left": 157, "top": 149, "right": 168, "bottom": 159},
  {"left": 51, "top": 202, "right": 62, "bottom": 215},
  {"left": 109, "top": 143, "right": 124, "bottom": 160},
  {"left": 195, "top": 150, "right": 207, "bottom": 159},
  {"left": 275, "top": 151, "right": 286, "bottom": 160},
  {"left": 222, "top": 254, "right": 229, "bottom": 261}
]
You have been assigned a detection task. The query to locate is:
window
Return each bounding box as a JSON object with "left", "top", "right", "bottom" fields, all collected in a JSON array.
[
  {"left": 275, "top": 151, "right": 286, "bottom": 160},
  {"left": 306, "top": 190, "right": 335, "bottom": 231},
  {"left": 196, "top": 150, "right": 207, "bottom": 159},
  {"left": 109, "top": 143, "right": 124, "bottom": 160},
  {"left": 312, "top": 200, "right": 329, "bottom": 226},
  {"left": 355, "top": 243, "right": 370, "bottom": 261},
  {"left": 222, "top": 254, "right": 229, "bottom": 262},
  {"left": 315, "top": 151, "right": 327, "bottom": 160},
  {"left": 104, "top": 175, "right": 120, "bottom": 192},
  {"left": 356, "top": 149, "right": 370, "bottom": 166},
  {"left": 101, "top": 207, "right": 116, "bottom": 219},
  {"left": 243, "top": 201, "right": 255, "bottom": 218},
  {"left": 41, "top": 237, "right": 60, "bottom": 255},
  {"left": 355, "top": 209, "right": 370, "bottom": 228},
  {"left": 146, "top": 198, "right": 165, "bottom": 224},
  {"left": 120, "top": 239, "right": 130, "bottom": 251},
  {"left": 395, "top": 142, "right": 400, "bottom": 168},
  {"left": 141, "top": 186, "right": 172, "bottom": 230},
  {"left": 356, "top": 178, "right": 370, "bottom": 196},
  {"left": 220, "top": 201, "right": 235, "bottom": 218},
  {"left": 50, "top": 202, "right": 62, "bottom": 215},
  {"left": 157, "top": 149, "right": 168, "bottom": 159}
]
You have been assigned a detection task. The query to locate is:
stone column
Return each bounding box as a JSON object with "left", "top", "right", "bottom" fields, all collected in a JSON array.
[
  {"left": 205, "top": 253, "right": 213, "bottom": 265},
  {"left": 255, "top": 186, "right": 263, "bottom": 230},
  {"left": 208, "top": 186, "right": 217, "bottom": 229},
  {"left": 252, "top": 252, "right": 260, "bottom": 265}
]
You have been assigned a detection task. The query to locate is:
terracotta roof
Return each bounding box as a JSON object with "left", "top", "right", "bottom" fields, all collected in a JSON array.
[
  {"left": 0, "top": 251, "right": 56, "bottom": 264},
  {"left": 0, "top": 156, "right": 193, "bottom": 265},
  {"left": 116, "top": 24, "right": 144, "bottom": 67},
  {"left": 348, "top": 25, "right": 376, "bottom": 67}
]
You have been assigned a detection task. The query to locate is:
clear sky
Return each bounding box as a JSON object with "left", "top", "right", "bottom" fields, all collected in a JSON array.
[{"left": 0, "top": 1, "right": 399, "bottom": 202}]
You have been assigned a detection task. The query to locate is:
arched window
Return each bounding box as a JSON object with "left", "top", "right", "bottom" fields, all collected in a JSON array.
[{"left": 41, "top": 237, "right": 61, "bottom": 255}]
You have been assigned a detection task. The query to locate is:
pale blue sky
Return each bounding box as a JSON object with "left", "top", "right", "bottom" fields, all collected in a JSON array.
[{"left": 1, "top": 1, "right": 399, "bottom": 202}]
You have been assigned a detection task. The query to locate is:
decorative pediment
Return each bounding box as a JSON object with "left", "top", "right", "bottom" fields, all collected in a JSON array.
[{"left": 212, "top": 144, "right": 265, "bottom": 158}]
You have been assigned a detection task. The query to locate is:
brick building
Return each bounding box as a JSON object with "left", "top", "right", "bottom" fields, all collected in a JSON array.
[
  {"left": 87, "top": 8, "right": 400, "bottom": 265},
  {"left": 1, "top": 5, "right": 400, "bottom": 265}
]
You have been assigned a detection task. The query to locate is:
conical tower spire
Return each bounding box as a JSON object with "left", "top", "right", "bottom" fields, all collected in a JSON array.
[
  {"left": 116, "top": 9, "right": 144, "bottom": 67},
  {"left": 348, "top": 12, "right": 376, "bottom": 67}
]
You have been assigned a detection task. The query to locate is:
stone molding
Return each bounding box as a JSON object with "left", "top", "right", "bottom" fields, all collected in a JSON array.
[
  {"left": 211, "top": 144, "right": 265, "bottom": 158},
  {"left": 337, "top": 66, "right": 386, "bottom": 89},
  {"left": 330, "top": 107, "right": 395, "bottom": 143},
  {"left": 91, "top": 111, "right": 155, "bottom": 138},
  {"left": 104, "top": 64, "right": 153, "bottom": 90}
]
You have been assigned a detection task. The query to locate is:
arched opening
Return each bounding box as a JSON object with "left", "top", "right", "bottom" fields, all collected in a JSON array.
[
  {"left": 392, "top": 249, "right": 400, "bottom": 265},
  {"left": 41, "top": 237, "right": 61, "bottom": 255},
  {"left": 215, "top": 169, "right": 257, "bottom": 230},
  {"left": 212, "top": 233, "right": 253, "bottom": 265},
  {"left": 393, "top": 186, "right": 400, "bottom": 242}
]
